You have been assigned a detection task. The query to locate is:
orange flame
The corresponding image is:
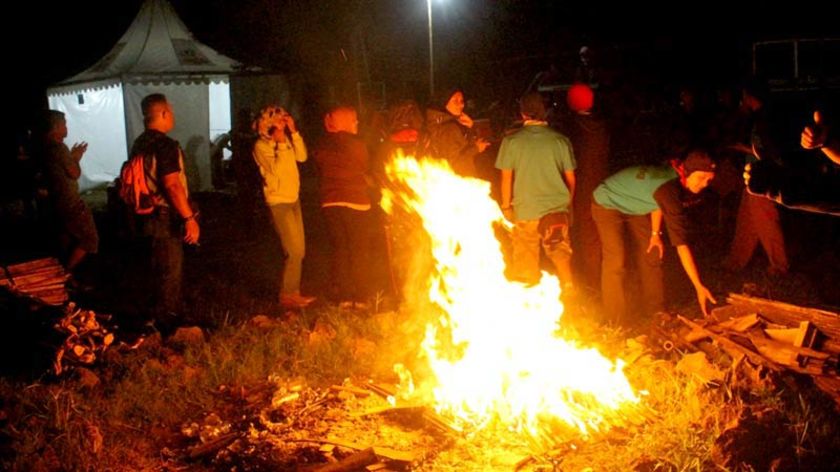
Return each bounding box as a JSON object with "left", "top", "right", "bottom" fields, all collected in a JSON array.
[{"left": 382, "top": 154, "right": 640, "bottom": 437}]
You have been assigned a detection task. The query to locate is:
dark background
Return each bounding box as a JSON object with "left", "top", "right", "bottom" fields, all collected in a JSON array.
[{"left": 8, "top": 1, "right": 838, "bottom": 127}]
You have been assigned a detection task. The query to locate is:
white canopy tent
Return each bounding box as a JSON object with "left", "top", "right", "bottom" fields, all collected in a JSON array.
[{"left": 47, "top": 0, "right": 238, "bottom": 191}]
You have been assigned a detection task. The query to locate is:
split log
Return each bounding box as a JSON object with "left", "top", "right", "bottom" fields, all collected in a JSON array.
[
  {"left": 4, "top": 258, "right": 60, "bottom": 275},
  {"left": 329, "top": 385, "right": 371, "bottom": 397},
  {"left": 1, "top": 258, "right": 69, "bottom": 306},
  {"left": 286, "top": 437, "right": 365, "bottom": 451},
  {"left": 364, "top": 383, "right": 461, "bottom": 432},
  {"left": 315, "top": 448, "right": 378, "bottom": 472},
  {"left": 743, "top": 332, "right": 830, "bottom": 375},
  {"left": 677, "top": 316, "right": 783, "bottom": 372},
  {"left": 716, "top": 313, "right": 762, "bottom": 333},
  {"left": 813, "top": 376, "right": 840, "bottom": 407},
  {"left": 184, "top": 432, "right": 238, "bottom": 460},
  {"left": 727, "top": 294, "right": 840, "bottom": 354},
  {"left": 764, "top": 321, "right": 818, "bottom": 348}
]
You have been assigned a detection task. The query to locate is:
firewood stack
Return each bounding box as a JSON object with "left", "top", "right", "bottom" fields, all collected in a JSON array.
[
  {"left": 674, "top": 293, "right": 840, "bottom": 404},
  {"left": 0, "top": 257, "right": 69, "bottom": 306},
  {"left": 53, "top": 303, "right": 114, "bottom": 375}
]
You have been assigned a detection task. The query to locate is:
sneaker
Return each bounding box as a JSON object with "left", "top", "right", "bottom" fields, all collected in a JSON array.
[{"left": 280, "top": 293, "right": 316, "bottom": 308}]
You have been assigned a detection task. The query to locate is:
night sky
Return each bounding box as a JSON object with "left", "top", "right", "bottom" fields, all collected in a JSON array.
[{"left": 9, "top": 0, "right": 837, "bottom": 135}]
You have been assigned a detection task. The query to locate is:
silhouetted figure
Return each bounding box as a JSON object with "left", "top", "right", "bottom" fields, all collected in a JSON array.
[
  {"left": 564, "top": 83, "right": 611, "bottom": 291},
  {"left": 723, "top": 81, "right": 789, "bottom": 275},
  {"left": 129, "top": 93, "right": 200, "bottom": 331},
  {"left": 231, "top": 108, "right": 262, "bottom": 227},
  {"left": 39, "top": 110, "right": 98, "bottom": 274}
]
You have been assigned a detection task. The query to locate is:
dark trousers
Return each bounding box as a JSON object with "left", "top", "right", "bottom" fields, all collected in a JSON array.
[
  {"left": 136, "top": 208, "right": 184, "bottom": 319},
  {"left": 591, "top": 203, "right": 664, "bottom": 323},
  {"left": 323, "top": 206, "right": 373, "bottom": 302}
]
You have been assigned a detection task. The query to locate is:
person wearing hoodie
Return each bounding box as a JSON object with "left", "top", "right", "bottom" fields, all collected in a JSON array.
[
  {"left": 426, "top": 88, "right": 490, "bottom": 177},
  {"left": 252, "top": 105, "right": 314, "bottom": 309},
  {"left": 313, "top": 106, "right": 374, "bottom": 309}
]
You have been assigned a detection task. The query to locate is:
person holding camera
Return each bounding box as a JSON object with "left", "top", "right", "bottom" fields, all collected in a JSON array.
[{"left": 252, "top": 105, "right": 315, "bottom": 308}]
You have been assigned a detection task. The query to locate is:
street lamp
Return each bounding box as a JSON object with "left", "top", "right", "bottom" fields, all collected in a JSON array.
[{"left": 427, "top": 0, "right": 434, "bottom": 97}]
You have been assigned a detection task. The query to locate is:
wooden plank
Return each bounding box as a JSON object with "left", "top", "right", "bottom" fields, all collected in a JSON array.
[
  {"left": 5, "top": 258, "right": 61, "bottom": 275},
  {"left": 315, "top": 448, "right": 377, "bottom": 472},
  {"left": 185, "top": 432, "right": 238, "bottom": 460},
  {"left": 727, "top": 294, "right": 840, "bottom": 354},
  {"left": 813, "top": 376, "right": 840, "bottom": 407},
  {"left": 716, "top": 313, "right": 761, "bottom": 333},
  {"left": 364, "top": 383, "right": 461, "bottom": 432},
  {"left": 677, "top": 315, "right": 783, "bottom": 372},
  {"left": 765, "top": 321, "right": 818, "bottom": 348},
  {"left": 371, "top": 447, "right": 415, "bottom": 463},
  {"left": 329, "top": 385, "right": 371, "bottom": 397}
]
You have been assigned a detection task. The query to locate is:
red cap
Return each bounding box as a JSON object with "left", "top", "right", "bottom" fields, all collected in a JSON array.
[{"left": 567, "top": 83, "right": 594, "bottom": 112}]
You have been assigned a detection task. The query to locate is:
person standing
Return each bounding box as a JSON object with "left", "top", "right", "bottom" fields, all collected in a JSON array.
[
  {"left": 426, "top": 88, "right": 490, "bottom": 177},
  {"left": 496, "top": 92, "right": 577, "bottom": 293},
  {"left": 723, "top": 81, "right": 789, "bottom": 275},
  {"left": 252, "top": 105, "right": 315, "bottom": 308},
  {"left": 564, "top": 83, "right": 611, "bottom": 291},
  {"left": 40, "top": 110, "right": 98, "bottom": 275},
  {"left": 128, "top": 94, "right": 199, "bottom": 330},
  {"left": 313, "top": 106, "right": 375, "bottom": 308}
]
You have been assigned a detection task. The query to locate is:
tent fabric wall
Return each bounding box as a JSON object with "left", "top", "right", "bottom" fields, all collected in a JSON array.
[
  {"left": 47, "top": 85, "right": 128, "bottom": 190},
  {"left": 124, "top": 83, "right": 210, "bottom": 192},
  {"left": 45, "top": 0, "right": 291, "bottom": 192}
]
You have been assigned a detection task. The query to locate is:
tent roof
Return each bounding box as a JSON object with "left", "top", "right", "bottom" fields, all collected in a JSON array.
[{"left": 51, "top": 0, "right": 240, "bottom": 92}]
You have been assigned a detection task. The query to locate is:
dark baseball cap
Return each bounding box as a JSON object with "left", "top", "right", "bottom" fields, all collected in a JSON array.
[{"left": 683, "top": 150, "right": 716, "bottom": 174}]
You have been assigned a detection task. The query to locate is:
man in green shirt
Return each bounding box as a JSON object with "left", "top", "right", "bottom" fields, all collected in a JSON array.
[
  {"left": 592, "top": 151, "right": 717, "bottom": 323},
  {"left": 496, "top": 93, "right": 577, "bottom": 292}
]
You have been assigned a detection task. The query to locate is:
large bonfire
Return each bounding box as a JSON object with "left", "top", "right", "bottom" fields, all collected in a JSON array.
[{"left": 381, "top": 154, "right": 641, "bottom": 439}]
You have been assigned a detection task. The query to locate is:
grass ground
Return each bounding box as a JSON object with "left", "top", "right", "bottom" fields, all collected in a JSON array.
[{"left": 1, "top": 178, "right": 839, "bottom": 470}]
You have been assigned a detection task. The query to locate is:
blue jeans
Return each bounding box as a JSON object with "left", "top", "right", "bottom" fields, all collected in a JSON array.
[{"left": 269, "top": 201, "right": 306, "bottom": 296}]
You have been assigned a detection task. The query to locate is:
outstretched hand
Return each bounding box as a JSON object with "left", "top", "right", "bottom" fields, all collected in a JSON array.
[{"left": 694, "top": 284, "right": 717, "bottom": 317}]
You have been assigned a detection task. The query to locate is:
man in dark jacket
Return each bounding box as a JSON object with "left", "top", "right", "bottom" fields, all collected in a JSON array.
[{"left": 313, "top": 106, "right": 374, "bottom": 308}]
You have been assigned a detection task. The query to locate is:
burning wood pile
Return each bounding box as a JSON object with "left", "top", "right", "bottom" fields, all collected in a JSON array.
[
  {"left": 0, "top": 257, "right": 69, "bottom": 306},
  {"left": 53, "top": 303, "right": 114, "bottom": 375},
  {"left": 657, "top": 293, "right": 840, "bottom": 404},
  {"left": 174, "top": 378, "right": 443, "bottom": 471}
]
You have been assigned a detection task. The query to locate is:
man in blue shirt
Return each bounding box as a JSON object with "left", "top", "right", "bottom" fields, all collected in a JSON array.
[{"left": 496, "top": 93, "right": 577, "bottom": 292}]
